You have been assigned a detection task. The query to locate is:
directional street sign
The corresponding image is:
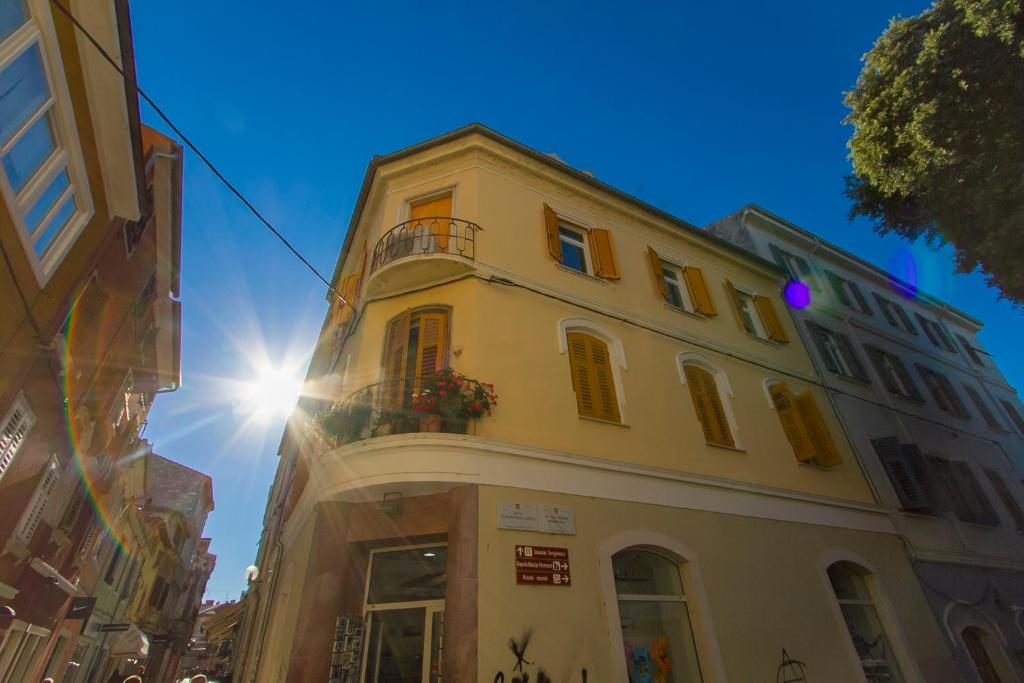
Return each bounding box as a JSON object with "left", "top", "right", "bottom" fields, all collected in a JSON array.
[{"left": 514, "top": 545, "right": 571, "bottom": 586}]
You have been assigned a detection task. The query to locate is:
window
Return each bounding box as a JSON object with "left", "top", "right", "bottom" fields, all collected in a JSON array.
[
  {"left": 108, "top": 371, "right": 135, "bottom": 433},
  {"left": 566, "top": 331, "right": 621, "bottom": 422},
  {"left": 961, "top": 627, "right": 1009, "bottom": 683},
  {"left": 871, "top": 437, "right": 945, "bottom": 514},
  {"left": 827, "top": 562, "right": 906, "bottom": 683},
  {"left": 613, "top": 549, "right": 704, "bottom": 682},
  {"left": 725, "top": 280, "right": 788, "bottom": 342},
  {"left": 768, "top": 243, "right": 819, "bottom": 291},
  {"left": 825, "top": 270, "right": 872, "bottom": 315},
  {"left": 409, "top": 191, "right": 454, "bottom": 253},
  {"left": 805, "top": 322, "right": 869, "bottom": 382},
  {"left": 873, "top": 294, "right": 917, "bottom": 335},
  {"left": 964, "top": 385, "right": 1003, "bottom": 431},
  {"left": 916, "top": 365, "right": 969, "bottom": 418},
  {"left": 929, "top": 457, "right": 999, "bottom": 526},
  {"left": 123, "top": 190, "right": 153, "bottom": 255},
  {"left": 543, "top": 204, "right": 619, "bottom": 279},
  {"left": 1000, "top": 399, "right": 1024, "bottom": 436},
  {"left": 915, "top": 314, "right": 956, "bottom": 352},
  {"left": 984, "top": 469, "right": 1024, "bottom": 531},
  {"left": 104, "top": 545, "right": 123, "bottom": 585},
  {"left": 956, "top": 333, "right": 984, "bottom": 367},
  {"left": 0, "top": 394, "right": 34, "bottom": 482},
  {"left": 767, "top": 382, "right": 841, "bottom": 466},
  {"left": 646, "top": 246, "right": 717, "bottom": 316},
  {"left": 0, "top": 0, "right": 90, "bottom": 277},
  {"left": 683, "top": 363, "right": 734, "bottom": 447},
  {"left": 382, "top": 308, "right": 449, "bottom": 410},
  {"left": 864, "top": 346, "right": 923, "bottom": 401}
]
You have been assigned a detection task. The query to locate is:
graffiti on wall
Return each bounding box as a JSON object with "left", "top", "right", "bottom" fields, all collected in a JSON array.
[{"left": 492, "top": 631, "right": 588, "bottom": 683}]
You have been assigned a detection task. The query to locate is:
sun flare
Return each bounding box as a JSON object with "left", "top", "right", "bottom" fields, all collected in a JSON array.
[{"left": 237, "top": 363, "right": 305, "bottom": 420}]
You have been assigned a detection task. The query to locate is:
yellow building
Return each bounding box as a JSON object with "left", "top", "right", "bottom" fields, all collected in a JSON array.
[{"left": 239, "top": 125, "right": 961, "bottom": 683}]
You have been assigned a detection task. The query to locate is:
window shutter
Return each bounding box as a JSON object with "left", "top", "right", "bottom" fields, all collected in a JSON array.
[
  {"left": 0, "top": 397, "right": 34, "bottom": 483},
  {"left": 683, "top": 267, "right": 717, "bottom": 316},
  {"left": 414, "top": 311, "right": 448, "bottom": 378},
  {"left": 903, "top": 444, "right": 945, "bottom": 512},
  {"left": 965, "top": 385, "right": 1001, "bottom": 429},
  {"left": 865, "top": 346, "right": 900, "bottom": 395},
  {"left": 847, "top": 281, "right": 872, "bottom": 315},
  {"left": 917, "top": 365, "right": 951, "bottom": 413},
  {"left": 796, "top": 257, "right": 820, "bottom": 292},
  {"left": 543, "top": 204, "right": 562, "bottom": 263},
  {"left": 956, "top": 334, "right": 983, "bottom": 366},
  {"left": 805, "top": 321, "right": 839, "bottom": 374},
  {"left": 383, "top": 311, "right": 411, "bottom": 409},
  {"left": 338, "top": 274, "right": 359, "bottom": 325},
  {"left": 566, "top": 333, "right": 619, "bottom": 422},
  {"left": 588, "top": 228, "right": 620, "bottom": 280},
  {"left": 769, "top": 382, "right": 814, "bottom": 463},
  {"left": 894, "top": 305, "right": 917, "bottom": 334},
  {"left": 954, "top": 462, "right": 999, "bottom": 526},
  {"left": 15, "top": 459, "right": 60, "bottom": 546},
  {"left": 874, "top": 293, "right": 898, "bottom": 327},
  {"left": 646, "top": 247, "right": 669, "bottom": 301},
  {"left": 684, "top": 365, "right": 733, "bottom": 447},
  {"left": 753, "top": 295, "right": 788, "bottom": 342},
  {"left": 825, "top": 270, "right": 850, "bottom": 305},
  {"left": 411, "top": 194, "right": 452, "bottom": 251},
  {"left": 938, "top": 374, "right": 968, "bottom": 417},
  {"left": 724, "top": 280, "right": 752, "bottom": 334},
  {"left": 1000, "top": 400, "right": 1024, "bottom": 436},
  {"left": 836, "top": 333, "right": 868, "bottom": 382},
  {"left": 872, "top": 437, "right": 930, "bottom": 511},
  {"left": 916, "top": 314, "right": 939, "bottom": 347},
  {"left": 794, "top": 391, "right": 841, "bottom": 466},
  {"left": 768, "top": 243, "right": 788, "bottom": 271},
  {"left": 892, "top": 356, "right": 923, "bottom": 401},
  {"left": 354, "top": 242, "right": 368, "bottom": 297},
  {"left": 984, "top": 470, "right": 1024, "bottom": 530}
]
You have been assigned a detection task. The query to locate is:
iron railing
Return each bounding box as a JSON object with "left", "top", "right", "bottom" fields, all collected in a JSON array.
[
  {"left": 369, "top": 217, "right": 481, "bottom": 275},
  {"left": 316, "top": 376, "right": 473, "bottom": 446}
]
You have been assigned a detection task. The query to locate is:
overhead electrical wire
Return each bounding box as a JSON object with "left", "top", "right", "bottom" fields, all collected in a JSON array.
[{"left": 48, "top": 0, "right": 348, "bottom": 307}]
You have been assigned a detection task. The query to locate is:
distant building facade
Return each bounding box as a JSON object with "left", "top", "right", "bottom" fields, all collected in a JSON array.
[
  {"left": 708, "top": 205, "right": 1024, "bottom": 683},
  {"left": 237, "top": 125, "right": 966, "bottom": 683}
]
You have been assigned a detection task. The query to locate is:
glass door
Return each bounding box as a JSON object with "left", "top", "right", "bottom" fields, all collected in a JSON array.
[{"left": 363, "top": 606, "right": 443, "bottom": 683}]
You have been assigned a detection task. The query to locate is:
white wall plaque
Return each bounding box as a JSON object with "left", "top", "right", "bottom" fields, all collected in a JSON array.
[
  {"left": 497, "top": 502, "right": 538, "bottom": 531},
  {"left": 540, "top": 506, "right": 576, "bottom": 535}
]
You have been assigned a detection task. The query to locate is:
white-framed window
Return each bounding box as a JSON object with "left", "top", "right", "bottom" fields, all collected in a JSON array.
[
  {"left": 14, "top": 454, "right": 59, "bottom": 546},
  {"left": 0, "top": 0, "right": 92, "bottom": 280},
  {"left": 0, "top": 393, "right": 34, "bottom": 482},
  {"left": 613, "top": 547, "right": 705, "bottom": 682},
  {"left": 660, "top": 260, "right": 692, "bottom": 311},
  {"left": 558, "top": 222, "right": 591, "bottom": 274},
  {"left": 827, "top": 561, "right": 906, "bottom": 683},
  {"left": 732, "top": 287, "right": 767, "bottom": 338},
  {"left": 679, "top": 355, "right": 740, "bottom": 449},
  {"left": 108, "top": 370, "right": 134, "bottom": 433}
]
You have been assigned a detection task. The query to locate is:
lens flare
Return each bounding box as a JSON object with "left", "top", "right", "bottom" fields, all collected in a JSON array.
[
  {"left": 236, "top": 363, "right": 304, "bottom": 420},
  {"left": 888, "top": 247, "right": 918, "bottom": 299},
  {"left": 783, "top": 280, "right": 812, "bottom": 309}
]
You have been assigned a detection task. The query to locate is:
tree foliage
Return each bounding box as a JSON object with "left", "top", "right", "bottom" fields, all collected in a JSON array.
[{"left": 845, "top": 0, "right": 1024, "bottom": 303}]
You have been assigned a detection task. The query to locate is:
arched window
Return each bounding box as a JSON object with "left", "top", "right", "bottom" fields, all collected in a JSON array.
[
  {"left": 566, "top": 331, "right": 621, "bottom": 422},
  {"left": 827, "top": 562, "right": 906, "bottom": 683},
  {"left": 962, "top": 627, "right": 1008, "bottom": 683},
  {"left": 613, "top": 548, "right": 704, "bottom": 682},
  {"left": 682, "top": 363, "right": 734, "bottom": 447}
]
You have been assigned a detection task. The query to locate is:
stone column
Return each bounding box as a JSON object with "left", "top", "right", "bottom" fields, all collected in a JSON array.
[{"left": 443, "top": 485, "right": 478, "bottom": 682}]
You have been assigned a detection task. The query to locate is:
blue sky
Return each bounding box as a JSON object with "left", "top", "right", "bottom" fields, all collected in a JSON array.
[{"left": 129, "top": 0, "right": 1022, "bottom": 601}]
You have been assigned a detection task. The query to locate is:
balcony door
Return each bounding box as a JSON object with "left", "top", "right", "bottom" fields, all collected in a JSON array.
[
  {"left": 382, "top": 308, "right": 449, "bottom": 409},
  {"left": 409, "top": 193, "right": 453, "bottom": 252}
]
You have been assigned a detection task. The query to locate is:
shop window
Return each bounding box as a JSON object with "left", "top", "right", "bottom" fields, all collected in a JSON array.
[
  {"left": 614, "top": 548, "right": 704, "bottom": 682},
  {"left": 827, "top": 562, "right": 906, "bottom": 683}
]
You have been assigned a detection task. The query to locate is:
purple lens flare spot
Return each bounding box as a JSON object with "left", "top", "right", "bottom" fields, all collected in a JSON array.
[
  {"left": 888, "top": 247, "right": 918, "bottom": 299},
  {"left": 783, "top": 280, "right": 811, "bottom": 309}
]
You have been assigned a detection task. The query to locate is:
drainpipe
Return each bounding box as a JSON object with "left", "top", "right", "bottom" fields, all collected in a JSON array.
[{"left": 246, "top": 502, "right": 286, "bottom": 683}]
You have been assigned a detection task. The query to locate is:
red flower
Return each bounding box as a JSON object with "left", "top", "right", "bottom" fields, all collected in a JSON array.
[{"left": 439, "top": 390, "right": 447, "bottom": 397}]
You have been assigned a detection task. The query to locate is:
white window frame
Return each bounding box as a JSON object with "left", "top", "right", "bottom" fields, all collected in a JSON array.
[
  {"left": 0, "top": 393, "right": 35, "bottom": 483},
  {"left": 108, "top": 370, "right": 134, "bottom": 433},
  {"left": 558, "top": 318, "right": 629, "bottom": 424},
  {"left": 732, "top": 286, "right": 769, "bottom": 339},
  {"left": 819, "top": 328, "right": 854, "bottom": 378},
  {"left": 14, "top": 454, "right": 59, "bottom": 547},
  {"left": 557, "top": 221, "right": 592, "bottom": 275},
  {"left": 878, "top": 352, "right": 912, "bottom": 399},
  {"left": 0, "top": 0, "right": 93, "bottom": 283},
  {"left": 660, "top": 259, "right": 695, "bottom": 312}
]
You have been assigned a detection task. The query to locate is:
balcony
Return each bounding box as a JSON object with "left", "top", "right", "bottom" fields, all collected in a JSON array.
[
  {"left": 316, "top": 373, "right": 497, "bottom": 447},
  {"left": 366, "top": 217, "right": 481, "bottom": 295}
]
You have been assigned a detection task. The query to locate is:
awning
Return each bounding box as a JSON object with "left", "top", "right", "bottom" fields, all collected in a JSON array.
[{"left": 111, "top": 625, "right": 150, "bottom": 657}]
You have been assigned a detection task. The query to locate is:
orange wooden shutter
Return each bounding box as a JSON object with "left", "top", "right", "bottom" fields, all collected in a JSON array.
[
  {"left": 723, "top": 280, "right": 751, "bottom": 334},
  {"left": 414, "top": 311, "right": 448, "bottom": 378},
  {"left": 338, "top": 274, "right": 359, "bottom": 325},
  {"left": 754, "top": 295, "right": 788, "bottom": 342},
  {"left": 411, "top": 194, "right": 452, "bottom": 251},
  {"left": 647, "top": 247, "right": 669, "bottom": 301},
  {"left": 683, "top": 267, "right": 717, "bottom": 316},
  {"left": 588, "top": 228, "right": 620, "bottom": 280},
  {"left": 768, "top": 382, "right": 815, "bottom": 463},
  {"left": 794, "top": 391, "right": 841, "bottom": 466},
  {"left": 567, "top": 333, "right": 620, "bottom": 422},
  {"left": 354, "top": 242, "right": 367, "bottom": 297},
  {"left": 383, "top": 311, "right": 411, "bottom": 409},
  {"left": 685, "top": 365, "right": 734, "bottom": 447},
  {"left": 543, "top": 204, "right": 562, "bottom": 263}
]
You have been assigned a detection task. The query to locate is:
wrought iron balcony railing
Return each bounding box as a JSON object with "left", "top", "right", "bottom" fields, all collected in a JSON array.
[
  {"left": 369, "top": 217, "right": 481, "bottom": 275},
  {"left": 316, "top": 376, "right": 482, "bottom": 446}
]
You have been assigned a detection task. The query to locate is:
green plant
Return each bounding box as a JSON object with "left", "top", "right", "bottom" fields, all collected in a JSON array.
[{"left": 411, "top": 369, "right": 498, "bottom": 420}]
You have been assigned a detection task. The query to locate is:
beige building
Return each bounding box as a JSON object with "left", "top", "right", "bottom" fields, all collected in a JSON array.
[{"left": 237, "top": 125, "right": 963, "bottom": 682}]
